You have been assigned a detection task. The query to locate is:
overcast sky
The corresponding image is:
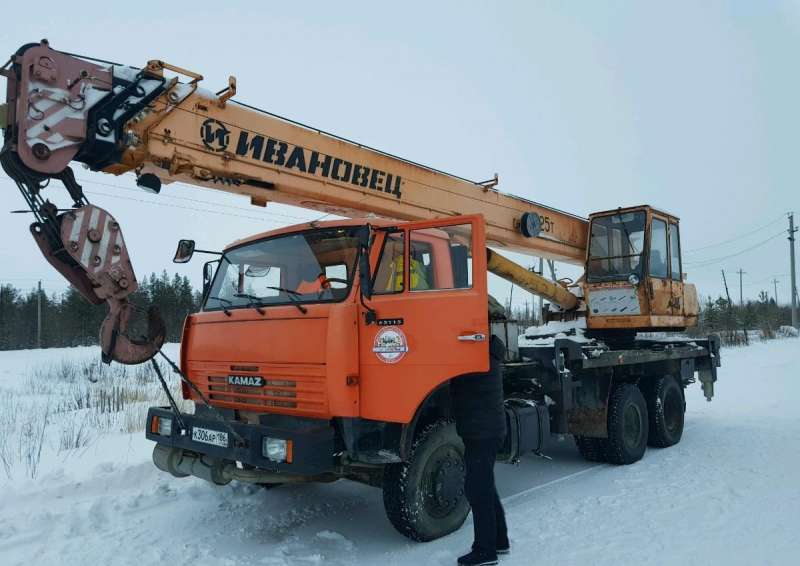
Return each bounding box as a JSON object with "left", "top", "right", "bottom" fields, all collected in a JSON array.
[{"left": 2, "top": 1, "right": 799, "bottom": 307}]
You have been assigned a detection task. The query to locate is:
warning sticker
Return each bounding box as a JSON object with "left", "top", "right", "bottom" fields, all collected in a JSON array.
[{"left": 372, "top": 326, "right": 409, "bottom": 364}]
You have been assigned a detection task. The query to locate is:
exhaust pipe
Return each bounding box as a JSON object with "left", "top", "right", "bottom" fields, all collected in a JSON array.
[{"left": 152, "top": 445, "right": 336, "bottom": 485}]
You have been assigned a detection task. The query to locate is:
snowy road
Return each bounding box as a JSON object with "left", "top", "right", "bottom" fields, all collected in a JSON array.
[{"left": 1, "top": 339, "right": 798, "bottom": 565}]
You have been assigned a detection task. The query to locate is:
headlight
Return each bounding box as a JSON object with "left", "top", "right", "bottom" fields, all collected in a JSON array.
[
  {"left": 262, "top": 437, "right": 291, "bottom": 462},
  {"left": 628, "top": 274, "right": 640, "bottom": 286},
  {"left": 152, "top": 415, "right": 172, "bottom": 436},
  {"left": 158, "top": 416, "right": 173, "bottom": 436}
]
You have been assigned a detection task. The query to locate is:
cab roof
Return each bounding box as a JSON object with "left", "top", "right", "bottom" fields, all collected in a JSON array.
[
  {"left": 226, "top": 217, "right": 397, "bottom": 250},
  {"left": 588, "top": 205, "right": 679, "bottom": 222}
]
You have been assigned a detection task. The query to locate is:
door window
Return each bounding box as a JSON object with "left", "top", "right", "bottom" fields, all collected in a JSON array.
[
  {"left": 410, "top": 224, "right": 473, "bottom": 291},
  {"left": 373, "top": 232, "right": 405, "bottom": 294},
  {"left": 649, "top": 218, "right": 668, "bottom": 279},
  {"left": 669, "top": 224, "right": 682, "bottom": 281}
]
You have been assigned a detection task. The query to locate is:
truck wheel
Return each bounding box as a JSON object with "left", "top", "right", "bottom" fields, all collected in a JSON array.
[
  {"left": 606, "top": 384, "right": 648, "bottom": 465},
  {"left": 382, "top": 419, "right": 469, "bottom": 541},
  {"left": 574, "top": 435, "right": 608, "bottom": 462},
  {"left": 646, "top": 375, "right": 685, "bottom": 447}
]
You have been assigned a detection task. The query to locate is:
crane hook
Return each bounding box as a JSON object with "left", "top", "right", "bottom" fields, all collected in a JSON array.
[{"left": 32, "top": 204, "right": 166, "bottom": 364}]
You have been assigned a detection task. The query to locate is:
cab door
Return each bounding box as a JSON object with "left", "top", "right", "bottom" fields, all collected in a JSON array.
[
  {"left": 647, "top": 215, "right": 673, "bottom": 318},
  {"left": 357, "top": 215, "right": 489, "bottom": 423},
  {"left": 667, "top": 221, "right": 684, "bottom": 316}
]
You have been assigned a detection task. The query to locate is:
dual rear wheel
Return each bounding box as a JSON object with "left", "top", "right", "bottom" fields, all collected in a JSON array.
[{"left": 575, "top": 375, "right": 684, "bottom": 465}]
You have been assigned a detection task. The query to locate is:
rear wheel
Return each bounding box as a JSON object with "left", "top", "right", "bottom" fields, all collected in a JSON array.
[
  {"left": 606, "top": 384, "right": 648, "bottom": 465},
  {"left": 382, "top": 419, "right": 469, "bottom": 541},
  {"left": 645, "top": 375, "right": 685, "bottom": 447}
]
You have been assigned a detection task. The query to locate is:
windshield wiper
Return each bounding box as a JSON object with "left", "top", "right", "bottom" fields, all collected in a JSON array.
[
  {"left": 265, "top": 286, "right": 307, "bottom": 314},
  {"left": 233, "top": 293, "right": 267, "bottom": 315},
  {"left": 207, "top": 296, "right": 233, "bottom": 316}
]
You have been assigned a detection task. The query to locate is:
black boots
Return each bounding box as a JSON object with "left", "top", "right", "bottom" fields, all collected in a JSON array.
[{"left": 457, "top": 550, "right": 498, "bottom": 566}]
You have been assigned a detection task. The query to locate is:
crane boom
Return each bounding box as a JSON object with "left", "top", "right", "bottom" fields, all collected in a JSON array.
[
  {"left": 1, "top": 42, "right": 587, "bottom": 362},
  {"left": 3, "top": 43, "right": 587, "bottom": 261}
]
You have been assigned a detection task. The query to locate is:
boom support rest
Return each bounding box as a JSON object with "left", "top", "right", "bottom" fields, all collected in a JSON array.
[{"left": 487, "top": 249, "right": 578, "bottom": 310}]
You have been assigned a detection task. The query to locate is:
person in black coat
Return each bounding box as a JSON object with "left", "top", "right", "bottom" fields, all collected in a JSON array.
[{"left": 450, "top": 334, "right": 509, "bottom": 566}]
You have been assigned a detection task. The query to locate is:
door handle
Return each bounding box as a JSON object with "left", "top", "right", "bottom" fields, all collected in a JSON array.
[{"left": 458, "top": 333, "right": 487, "bottom": 342}]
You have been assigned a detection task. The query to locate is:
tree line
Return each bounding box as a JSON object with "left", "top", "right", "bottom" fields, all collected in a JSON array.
[
  {"left": 689, "top": 292, "right": 795, "bottom": 344},
  {"left": 1, "top": 274, "right": 794, "bottom": 351},
  {"left": 0, "top": 272, "right": 200, "bottom": 351}
]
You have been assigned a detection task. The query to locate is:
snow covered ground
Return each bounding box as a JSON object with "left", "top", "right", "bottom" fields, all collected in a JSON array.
[{"left": 0, "top": 338, "right": 798, "bottom": 565}]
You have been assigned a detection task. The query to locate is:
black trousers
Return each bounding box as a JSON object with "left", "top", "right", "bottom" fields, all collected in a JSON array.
[{"left": 463, "top": 437, "right": 508, "bottom": 555}]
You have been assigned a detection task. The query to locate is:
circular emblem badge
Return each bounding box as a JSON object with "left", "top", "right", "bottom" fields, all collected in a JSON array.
[
  {"left": 200, "top": 118, "right": 230, "bottom": 152},
  {"left": 372, "top": 326, "right": 409, "bottom": 364}
]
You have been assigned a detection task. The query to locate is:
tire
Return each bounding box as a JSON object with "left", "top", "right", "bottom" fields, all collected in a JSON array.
[
  {"left": 606, "top": 384, "right": 648, "bottom": 465},
  {"left": 574, "top": 435, "right": 608, "bottom": 462},
  {"left": 645, "top": 375, "right": 685, "bottom": 448},
  {"left": 382, "top": 419, "right": 470, "bottom": 541}
]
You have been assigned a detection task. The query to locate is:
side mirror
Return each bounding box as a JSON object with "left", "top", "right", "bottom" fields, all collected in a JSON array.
[
  {"left": 357, "top": 226, "right": 373, "bottom": 300},
  {"left": 173, "top": 239, "right": 196, "bottom": 263},
  {"left": 203, "top": 261, "right": 217, "bottom": 298}
]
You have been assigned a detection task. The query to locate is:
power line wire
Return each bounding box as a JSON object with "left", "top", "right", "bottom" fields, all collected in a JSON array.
[
  {"left": 74, "top": 176, "right": 312, "bottom": 222},
  {"left": 81, "top": 189, "right": 294, "bottom": 224},
  {"left": 684, "top": 214, "right": 786, "bottom": 253},
  {"left": 684, "top": 230, "right": 786, "bottom": 268},
  {"left": 744, "top": 273, "right": 789, "bottom": 286},
  {"left": 1, "top": 174, "right": 315, "bottom": 224}
]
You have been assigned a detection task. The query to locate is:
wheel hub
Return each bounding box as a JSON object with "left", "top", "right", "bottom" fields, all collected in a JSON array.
[
  {"left": 423, "top": 446, "right": 465, "bottom": 519},
  {"left": 623, "top": 403, "right": 643, "bottom": 449}
]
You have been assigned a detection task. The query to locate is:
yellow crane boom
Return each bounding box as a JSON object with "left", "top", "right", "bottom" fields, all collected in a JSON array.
[{"left": 2, "top": 42, "right": 657, "bottom": 363}]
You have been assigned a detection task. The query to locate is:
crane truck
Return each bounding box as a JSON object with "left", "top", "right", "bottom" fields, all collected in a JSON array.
[{"left": 1, "top": 41, "right": 720, "bottom": 541}]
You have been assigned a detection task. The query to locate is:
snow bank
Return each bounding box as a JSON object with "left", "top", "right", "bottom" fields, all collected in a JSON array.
[{"left": 1, "top": 340, "right": 799, "bottom": 565}]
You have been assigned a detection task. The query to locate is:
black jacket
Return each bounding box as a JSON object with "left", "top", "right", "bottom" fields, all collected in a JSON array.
[{"left": 450, "top": 335, "right": 507, "bottom": 440}]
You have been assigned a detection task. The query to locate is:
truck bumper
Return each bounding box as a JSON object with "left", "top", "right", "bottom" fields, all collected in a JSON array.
[{"left": 145, "top": 406, "right": 336, "bottom": 478}]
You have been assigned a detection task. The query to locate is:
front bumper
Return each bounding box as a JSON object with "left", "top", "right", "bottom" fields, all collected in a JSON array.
[{"left": 145, "top": 406, "right": 336, "bottom": 476}]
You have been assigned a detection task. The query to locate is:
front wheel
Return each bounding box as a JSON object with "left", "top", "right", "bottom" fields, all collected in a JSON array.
[{"left": 382, "top": 419, "right": 469, "bottom": 541}]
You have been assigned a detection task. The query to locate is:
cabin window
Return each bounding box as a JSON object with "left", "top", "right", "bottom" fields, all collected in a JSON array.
[
  {"left": 410, "top": 224, "right": 473, "bottom": 291},
  {"left": 670, "top": 223, "right": 682, "bottom": 281},
  {"left": 649, "top": 218, "right": 669, "bottom": 279},
  {"left": 587, "top": 211, "right": 646, "bottom": 282},
  {"left": 373, "top": 232, "right": 405, "bottom": 294}
]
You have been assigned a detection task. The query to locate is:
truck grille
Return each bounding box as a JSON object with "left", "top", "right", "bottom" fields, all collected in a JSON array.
[{"left": 186, "top": 362, "right": 328, "bottom": 417}]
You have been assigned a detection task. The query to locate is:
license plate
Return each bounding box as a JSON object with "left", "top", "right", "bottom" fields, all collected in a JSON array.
[{"left": 191, "top": 426, "right": 229, "bottom": 448}]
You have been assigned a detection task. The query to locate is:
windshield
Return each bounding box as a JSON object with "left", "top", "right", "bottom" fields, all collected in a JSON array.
[
  {"left": 204, "top": 227, "right": 361, "bottom": 311},
  {"left": 587, "top": 211, "right": 646, "bottom": 282}
]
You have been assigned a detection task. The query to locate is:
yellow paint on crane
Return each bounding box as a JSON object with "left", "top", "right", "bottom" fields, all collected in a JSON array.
[{"left": 486, "top": 249, "right": 578, "bottom": 311}]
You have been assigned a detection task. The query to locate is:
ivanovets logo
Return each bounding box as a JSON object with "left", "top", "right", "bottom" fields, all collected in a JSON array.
[
  {"left": 228, "top": 375, "right": 264, "bottom": 387},
  {"left": 201, "top": 119, "right": 230, "bottom": 152},
  {"left": 200, "top": 123, "right": 404, "bottom": 199}
]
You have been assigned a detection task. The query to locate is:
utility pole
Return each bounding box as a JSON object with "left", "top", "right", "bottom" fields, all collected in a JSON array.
[
  {"left": 737, "top": 268, "right": 746, "bottom": 306},
  {"left": 36, "top": 280, "right": 42, "bottom": 349},
  {"left": 772, "top": 278, "right": 779, "bottom": 304},
  {"left": 789, "top": 213, "right": 798, "bottom": 330},
  {"left": 721, "top": 270, "right": 732, "bottom": 306}
]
